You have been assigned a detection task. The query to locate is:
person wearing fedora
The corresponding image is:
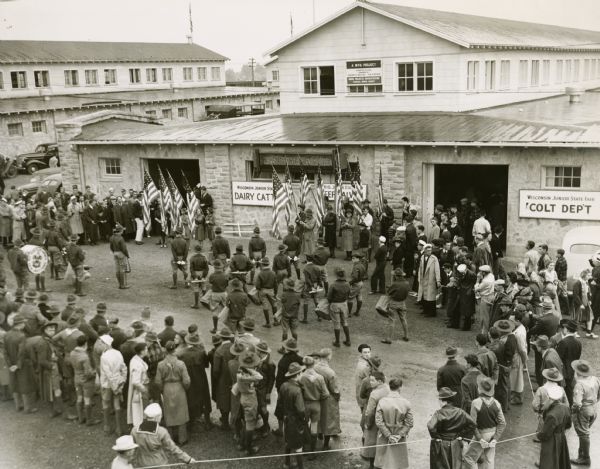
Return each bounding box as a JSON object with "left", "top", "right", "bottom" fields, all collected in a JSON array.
[
  {"left": 225, "top": 279, "right": 250, "bottom": 333},
  {"left": 90, "top": 302, "right": 109, "bottom": 333},
  {"left": 229, "top": 244, "right": 252, "bottom": 293},
  {"left": 474, "top": 265, "right": 495, "bottom": 333},
  {"left": 370, "top": 236, "right": 388, "bottom": 295},
  {"left": 109, "top": 224, "right": 130, "bottom": 290},
  {"left": 280, "top": 361, "right": 307, "bottom": 469},
  {"left": 437, "top": 346, "right": 466, "bottom": 408},
  {"left": 300, "top": 254, "right": 321, "bottom": 324},
  {"left": 362, "top": 369, "right": 390, "bottom": 466},
  {"left": 530, "top": 297, "right": 560, "bottom": 386},
  {"left": 328, "top": 267, "right": 351, "bottom": 347},
  {"left": 65, "top": 234, "right": 87, "bottom": 296},
  {"left": 110, "top": 434, "right": 138, "bottom": 469},
  {"left": 451, "top": 263, "right": 476, "bottom": 331},
  {"left": 556, "top": 319, "right": 582, "bottom": 406},
  {"left": 383, "top": 268, "right": 410, "bottom": 344},
  {"left": 313, "top": 348, "right": 341, "bottom": 448},
  {"left": 213, "top": 327, "right": 235, "bottom": 430},
  {"left": 4, "top": 314, "right": 37, "bottom": 413},
  {"left": 535, "top": 373, "right": 573, "bottom": 469},
  {"left": 248, "top": 226, "right": 267, "bottom": 284},
  {"left": 463, "top": 376, "right": 506, "bottom": 469},
  {"left": 492, "top": 319, "right": 517, "bottom": 412},
  {"left": 234, "top": 350, "right": 264, "bottom": 456},
  {"left": 202, "top": 259, "right": 228, "bottom": 334},
  {"left": 283, "top": 224, "right": 302, "bottom": 280},
  {"left": 7, "top": 239, "right": 30, "bottom": 291},
  {"left": 28, "top": 227, "right": 52, "bottom": 293},
  {"left": 70, "top": 334, "right": 101, "bottom": 425},
  {"left": 273, "top": 338, "right": 303, "bottom": 437},
  {"left": 279, "top": 278, "right": 301, "bottom": 348},
  {"left": 532, "top": 367, "right": 568, "bottom": 443},
  {"left": 179, "top": 332, "right": 212, "bottom": 431},
  {"left": 570, "top": 360, "right": 599, "bottom": 466},
  {"left": 273, "top": 244, "right": 292, "bottom": 293},
  {"left": 255, "top": 257, "right": 279, "bottom": 328},
  {"left": 417, "top": 243, "right": 441, "bottom": 318},
  {"left": 349, "top": 252, "right": 366, "bottom": 317},
  {"left": 460, "top": 354, "right": 484, "bottom": 413},
  {"left": 211, "top": 226, "right": 231, "bottom": 263},
  {"left": 427, "top": 386, "right": 476, "bottom": 469},
  {"left": 299, "top": 355, "right": 330, "bottom": 458},
  {"left": 45, "top": 220, "right": 66, "bottom": 280},
  {"left": 99, "top": 334, "right": 127, "bottom": 435},
  {"left": 255, "top": 341, "right": 276, "bottom": 438},
  {"left": 313, "top": 238, "right": 331, "bottom": 293}
]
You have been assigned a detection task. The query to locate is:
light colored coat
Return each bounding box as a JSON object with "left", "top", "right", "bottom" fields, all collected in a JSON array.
[
  {"left": 127, "top": 354, "right": 149, "bottom": 425},
  {"left": 417, "top": 254, "right": 441, "bottom": 302},
  {"left": 315, "top": 361, "right": 341, "bottom": 436},
  {"left": 361, "top": 383, "right": 390, "bottom": 459},
  {"left": 375, "top": 391, "right": 414, "bottom": 469},
  {"left": 301, "top": 217, "right": 316, "bottom": 255}
]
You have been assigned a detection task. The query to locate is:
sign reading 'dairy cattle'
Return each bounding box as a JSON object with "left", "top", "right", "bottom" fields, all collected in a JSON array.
[
  {"left": 346, "top": 60, "right": 382, "bottom": 85},
  {"left": 232, "top": 181, "right": 367, "bottom": 207},
  {"left": 519, "top": 190, "right": 600, "bottom": 221}
]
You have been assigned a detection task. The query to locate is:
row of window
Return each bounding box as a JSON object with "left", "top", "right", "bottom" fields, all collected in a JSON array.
[
  {"left": 467, "top": 58, "right": 600, "bottom": 91},
  {"left": 0, "top": 66, "right": 222, "bottom": 90},
  {"left": 7, "top": 120, "right": 47, "bottom": 136},
  {"left": 145, "top": 107, "right": 189, "bottom": 119}
]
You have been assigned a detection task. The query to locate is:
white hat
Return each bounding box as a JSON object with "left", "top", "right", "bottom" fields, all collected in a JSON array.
[
  {"left": 479, "top": 265, "right": 491, "bottom": 272},
  {"left": 418, "top": 240, "right": 427, "bottom": 246},
  {"left": 457, "top": 264, "right": 467, "bottom": 273},
  {"left": 99, "top": 334, "right": 114, "bottom": 346},
  {"left": 423, "top": 243, "right": 432, "bottom": 249},
  {"left": 396, "top": 226, "right": 406, "bottom": 232},
  {"left": 143, "top": 403, "right": 162, "bottom": 419},
  {"left": 379, "top": 236, "right": 386, "bottom": 243},
  {"left": 112, "top": 435, "right": 138, "bottom": 452},
  {"left": 494, "top": 279, "right": 505, "bottom": 286}
]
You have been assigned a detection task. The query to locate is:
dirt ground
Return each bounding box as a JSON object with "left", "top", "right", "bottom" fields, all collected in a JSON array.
[{"left": 0, "top": 235, "right": 598, "bottom": 469}]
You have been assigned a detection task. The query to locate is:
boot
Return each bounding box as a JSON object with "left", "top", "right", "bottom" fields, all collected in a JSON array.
[
  {"left": 329, "top": 248, "right": 335, "bottom": 258},
  {"left": 246, "top": 430, "right": 259, "bottom": 455},
  {"left": 347, "top": 301, "right": 354, "bottom": 317},
  {"left": 76, "top": 280, "right": 86, "bottom": 297},
  {"left": 114, "top": 409, "right": 124, "bottom": 436},
  {"left": 324, "top": 281, "right": 329, "bottom": 295},
  {"left": 76, "top": 402, "right": 85, "bottom": 424},
  {"left": 356, "top": 300, "right": 363, "bottom": 316},
  {"left": 52, "top": 396, "right": 63, "bottom": 417},
  {"left": 191, "top": 292, "right": 200, "bottom": 309},
  {"left": 220, "top": 413, "right": 230, "bottom": 430},
  {"left": 300, "top": 304, "right": 309, "bottom": 324},
  {"left": 262, "top": 310, "right": 271, "bottom": 328},
  {"left": 40, "top": 276, "right": 50, "bottom": 292},
  {"left": 103, "top": 409, "right": 112, "bottom": 434},
  {"left": 170, "top": 273, "right": 178, "bottom": 289},
  {"left": 332, "top": 329, "right": 341, "bottom": 347},
  {"left": 85, "top": 405, "right": 101, "bottom": 426},
  {"left": 50, "top": 265, "right": 55, "bottom": 279},
  {"left": 23, "top": 393, "right": 38, "bottom": 413},
  {"left": 295, "top": 267, "right": 301, "bottom": 280},
  {"left": 342, "top": 326, "right": 351, "bottom": 346},
  {"left": 571, "top": 436, "right": 591, "bottom": 465},
  {"left": 210, "top": 316, "right": 218, "bottom": 334},
  {"left": 323, "top": 435, "right": 331, "bottom": 450},
  {"left": 35, "top": 276, "right": 40, "bottom": 291},
  {"left": 308, "top": 434, "right": 317, "bottom": 460}
]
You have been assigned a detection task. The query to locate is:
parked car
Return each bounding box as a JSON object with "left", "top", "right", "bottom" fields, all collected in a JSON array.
[
  {"left": 16, "top": 143, "right": 59, "bottom": 174},
  {"left": 561, "top": 226, "right": 600, "bottom": 293},
  {"left": 17, "top": 172, "right": 62, "bottom": 199},
  {"left": 27, "top": 166, "right": 61, "bottom": 183},
  {"left": 0, "top": 153, "right": 18, "bottom": 179}
]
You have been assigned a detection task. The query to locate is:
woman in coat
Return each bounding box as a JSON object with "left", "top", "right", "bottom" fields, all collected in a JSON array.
[
  {"left": 179, "top": 333, "right": 212, "bottom": 429},
  {"left": 536, "top": 396, "right": 572, "bottom": 469},
  {"left": 155, "top": 341, "right": 191, "bottom": 445},
  {"left": 67, "top": 196, "right": 84, "bottom": 239},
  {"left": 573, "top": 269, "right": 597, "bottom": 338},
  {"left": 127, "top": 343, "right": 149, "bottom": 427},
  {"left": 340, "top": 210, "right": 355, "bottom": 260},
  {"left": 300, "top": 209, "right": 316, "bottom": 256},
  {"left": 322, "top": 205, "right": 337, "bottom": 258},
  {"left": 374, "top": 377, "right": 414, "bottom": 469},
  {"left": 417, "top": 244, "right": 441, "bottom": 317}
]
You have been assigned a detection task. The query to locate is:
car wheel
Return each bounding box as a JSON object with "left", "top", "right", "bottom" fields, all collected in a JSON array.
[
  {"left": 26, "top": 163, "right": 40, "bottom": 174},
  {"left": 5, "top": 164, "right": 18, "bottom": 178}
]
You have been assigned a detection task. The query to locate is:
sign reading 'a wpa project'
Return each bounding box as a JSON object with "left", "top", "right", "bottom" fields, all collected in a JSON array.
[
  {"left": 232, "top": 181, "right": 367, "bottom": 207},
  {"left": 519, "top": 190, "right": 600, "bottom": 221}
]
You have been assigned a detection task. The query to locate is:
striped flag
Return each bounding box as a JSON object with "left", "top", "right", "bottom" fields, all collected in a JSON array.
[
  {"left": 284, "top": 162, "right": 295, "bottom": 226},
  {"left": 181, "top": 170, "right": 199, "bottom": 233},
  {"left": 352, "top": 162, "right": 364, "bottom": 214},
  {"left": 166, "top": 170, "right": 184, "bottom": 229},
  {"left": 334, "top": 148, "right": 343, "bottom": 218},
  {"left": 157, "top": 166, "right": 171, "bottom": 233},
  {"left": 271, "top": 167, "right": 288, "bottom": 239},
  {"left": 142, "top": 170, "right": 159, "bottom": 232},
  {"left": 313, "top": 165, "right": 325, "bottom": 227},
  {"left": 299, "top": 166, "right": 311, "bottom": 208},
  {"left": 376, "top": 164, "right": 385, "bottom": 217}
]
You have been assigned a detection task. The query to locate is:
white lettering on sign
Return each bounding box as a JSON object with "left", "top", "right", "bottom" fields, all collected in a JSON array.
[
  {"left": 231, "top": 181, "right": 368, "bottom": 207},
  {"left": 346, "top": 60, "right": 382, "bottom": 85},
  {"left": 519, "top": 190, "right": 600, "bottom": 221}
]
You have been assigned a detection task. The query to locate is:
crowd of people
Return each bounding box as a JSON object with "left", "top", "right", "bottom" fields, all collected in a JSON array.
[{"left": 0, "top": 181, "right": 599, "bottom": 469}]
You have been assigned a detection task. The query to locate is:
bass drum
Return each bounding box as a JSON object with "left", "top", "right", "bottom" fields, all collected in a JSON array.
[{"left": 21, "top": 244, "right": 49, "bottom": 274}]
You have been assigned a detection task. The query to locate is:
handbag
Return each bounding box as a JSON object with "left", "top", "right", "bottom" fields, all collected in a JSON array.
[{"left": 375, "top": 295, "right": 391, "bottom": 318}]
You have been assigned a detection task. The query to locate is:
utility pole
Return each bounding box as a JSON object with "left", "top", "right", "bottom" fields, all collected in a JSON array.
[{"left": 248, "top": 58, "right": 256, "bottom": 86}]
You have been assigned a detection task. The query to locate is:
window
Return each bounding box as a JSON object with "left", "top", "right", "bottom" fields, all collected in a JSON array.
[
  {"left": 11, "top": 71, "right": 27, "bottom": 89},
  {"left": 146, "top": 68, "right": 157, "bottom": 83},
  {"left": 530, "top": 60, "right": 540, "bottom": 86},
  {"left": 34, "top": 70, "right": 50, "bottom": 88},
  {"left": 555, "top": 60, "right": 563, "bottom": 84},
  {"left": 32, "top": 120, "right": 47, "bottom": 133},
  {"left": 85, "top": 69, "right": 98, "bottom": 85},
  {"left": 584, "top": 59, "right": 590, "bottom": 80},
  {"left": 161, "top": 108, "right": 172, "bottom": 119},
  {"left": 272, "top": 70, "right": 279, "bottom": 81},
  {"left": 7, "top": 123, "right": 23, "bottom": 136},
  {"left": 518, "top": 60, "right": 528, "bottom": 87},
  {"left": 302, "top": 66, "right": 336, "bottom": 95},
  {"left": 64, "top": 70, "right": 79, "bottom": 86},
  {"left": 211, "top": 67, "right": 221, "bottom": 81},
  {"left": 145, "top": 110, "right": 157, "bottom": 116},
  {"left": 542, "top": 60, "right": 550, "bottom": 86},
  {"left": 101, "top": 158, "right": 121, "bottom": 176},
  {"left": 396, "top": 61, "right": 433, "bottom": 92},
  {"left": 265, "top": 100, "right": 273, "bottom": 110},
  {"left": 129, "top": 68, "right": 141, "bottom": 84},
  {"left": 466, "top": 61, "right": 480, "bottom": 90},
  {"left": 104, "top": 69, "right": 117, "bottom": 85},
  {"left": 197, "top": 67, "right": 207, "bottom": 81},
  {"left": 183, "top": 67, "right": 193, "bottom": 81},
  {"left": 177, "top": 107, "right": 188, "bottom": 118},
  {"left": 573, "top": 59, "right": 580, "bottom": 81},
  {"left": 348, "top": 84, "right": 382, "bottom": 93},
  {"left": 484, "top": 60, "right": 496, "bottom": 90},
  {"left": 544, "top": 166, "right": 581, "bottom": 188},
  {"left": 564, "top": 60, "right": 572, "bottom": 83},
  {"left": 162, "top": 68, "right": 173, "bottom": 82},
  {"left": 499, "top": 60, "right": 510, "bottom": 90}
]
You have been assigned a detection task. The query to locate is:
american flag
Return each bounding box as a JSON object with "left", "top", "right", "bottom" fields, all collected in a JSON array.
[
  {"left": 284, "top": 162, "right": 295, "bottom": 226},
  {"left": 299, "top": 165, "right": 311, "bottom": 208},
  {"left": 157, "top": 166, "right": 171, "bottom": 233},
  {"left": 166, "top": 170, "right": 184, "bottom": 229},
  {"left": 271, "top": 167, "right": 288, "bottom": 239},
  {"left": 181, "top": 170, "right": 199, "bottom": 233},
  {"left": 334, "top": 148, "right": 343, "bottom": 217},
  {"left": 313, "top": 165, "right": 325, "bottom": 227},
  {"left": 142, "top": 170, "right": 159, "bottom": 232},
  {"left": 377, "top": 164, "right": 385, "bottom": 217},
  {"left": 352, "top": 162, "right": 364, "bottom": 214}
]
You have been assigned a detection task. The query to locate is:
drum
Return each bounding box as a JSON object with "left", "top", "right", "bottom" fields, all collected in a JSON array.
[{"left": 21, "top": 244, "right": 49, "bottom": 274}]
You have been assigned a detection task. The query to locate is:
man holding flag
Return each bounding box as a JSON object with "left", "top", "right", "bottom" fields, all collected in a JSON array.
[
  {"left": 181, "top": 171, "right": 199, "bottom": 237},
  {"left": 271, "top": 167, "right": 289, "bottom": 240},
  {"left": 157, "top": 167, "right": 172, "bottom": 241},
  {"left": 166, "top": 170, "right": 184, "bottom": 232},
  {"left": 313, "top": 165, "right": 325, "bottom": 231}
]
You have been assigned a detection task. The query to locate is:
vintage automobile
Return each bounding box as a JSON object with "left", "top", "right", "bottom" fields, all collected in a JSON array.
[
  {"left": 16, "top": 143, "right": 59, "bottom": 174},
  {"left": 17, "top": 172, "right": 62, "bottom": 200},
  {"left": 205, "top": 103, "right": 266, "bottom": 119},
  {"left": 561, "top": 226, "right": 600, "bottom": 289}
]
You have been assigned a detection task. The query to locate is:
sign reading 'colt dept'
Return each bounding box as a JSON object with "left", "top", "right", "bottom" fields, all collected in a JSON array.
[
  {"left": 519, "top": 190, "right": 600, "bottom": 221},
  {"left": 232, "top": 181, "right": 367, "bottom": 207},
  {"left": 346, "top": 60, "right": 382, "bottom": 85}
]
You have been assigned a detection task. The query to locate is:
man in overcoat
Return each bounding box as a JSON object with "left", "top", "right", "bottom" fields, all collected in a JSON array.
[{"left": 417, "top": 244, "right": 441, "bottom": 317}]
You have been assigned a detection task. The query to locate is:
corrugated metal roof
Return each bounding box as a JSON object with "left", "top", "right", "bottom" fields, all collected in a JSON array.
[
  {"left": 0, "top": 86, "right": 275, "bottom": 115},
  {"left": 0, "top": 40, "right": 227, "bottom": 64},
  {"left": 73, "top": 112, "right": 596, "bottom": 146},
  {"left": 266, "top": 2, "right": 600, "bottom": 55}
]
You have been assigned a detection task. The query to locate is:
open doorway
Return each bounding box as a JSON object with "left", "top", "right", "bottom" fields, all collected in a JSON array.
[
  {"left": 145, "top": 159, "right": 200, "bottom": 194},
  {"left": 434, "top": 164, "right": 509, "bottom": 244}
]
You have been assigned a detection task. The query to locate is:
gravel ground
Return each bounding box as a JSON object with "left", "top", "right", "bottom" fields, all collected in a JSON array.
[{"left": 0, "top": 235, "right": 598, "bottom": 469}]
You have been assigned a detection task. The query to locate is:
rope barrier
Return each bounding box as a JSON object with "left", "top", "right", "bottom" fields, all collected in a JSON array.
[{"left": 138, "top": 431, "right": 541, "bottom": 468}]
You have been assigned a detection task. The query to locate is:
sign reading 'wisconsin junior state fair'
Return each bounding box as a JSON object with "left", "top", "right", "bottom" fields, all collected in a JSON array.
[{"left": 519, "top": 190, "right": 600, "bottom": 221}]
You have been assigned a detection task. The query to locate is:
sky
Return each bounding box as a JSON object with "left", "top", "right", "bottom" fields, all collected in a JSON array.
[{"left": 1, "top": 0, "right": 599, "bottom": 68}]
